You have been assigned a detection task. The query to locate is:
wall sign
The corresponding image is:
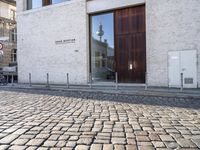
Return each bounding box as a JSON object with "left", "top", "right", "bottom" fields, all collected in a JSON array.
[
  {"left": 0, "top": 43, "right": 3, "bottom": 50},
  {"left": 55, "top": 39, "right": 76, "bottom": 44}
]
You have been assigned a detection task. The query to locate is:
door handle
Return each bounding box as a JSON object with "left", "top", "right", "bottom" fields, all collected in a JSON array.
[{"left": 129, "top": 64, "right": 133, "bottom": 70}]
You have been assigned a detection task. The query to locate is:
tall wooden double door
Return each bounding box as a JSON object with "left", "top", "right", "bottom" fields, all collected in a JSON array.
[{"left": 115, "top": 5, "right": 146, "bottom": 83}]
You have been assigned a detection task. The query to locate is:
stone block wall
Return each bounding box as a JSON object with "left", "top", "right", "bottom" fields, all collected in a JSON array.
[
  {"left": 146, "top": 0, "right": 200, "bottom": 87},
  {"left": 17, "top": 0, "right": 200, "bottom": 87},
  {"left": 17, "top": 0, "right": 88, "bottom": 84}
]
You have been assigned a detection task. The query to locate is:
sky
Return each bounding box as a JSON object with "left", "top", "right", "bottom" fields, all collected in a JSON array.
[
  {"left": 52, "top": 0, "right": 69, "bottom": 4},
  {"left": 91, "top": 13, "right": 114, "bottom": 48},
  {"left": 32, "top": 0, "right": 69, "bottom": 8}
]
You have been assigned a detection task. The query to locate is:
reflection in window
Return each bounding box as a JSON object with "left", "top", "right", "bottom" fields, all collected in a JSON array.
[
  {"left": 52, "top": 0, "right": 69, "bottom": 4},
  {"left": 10, "top": 9, "right": 16, "bottom": 21},
  {"left": 10, "top": 27, "right": 17, "bottom": 43},
  {"left": 26, "top": 0, "right": 71, "bottom": 10},
  {"left": 27, "top": 0, "right": 42, "bottom": 10},
  {"left": 32, "top": 0, "right": 42, "bottom": 8},
  {"left": 27, "top": 0, "right": 32, "bottom": 10},
  {"left": 90, "top": 13, "right": 115, "bottom": 82}
]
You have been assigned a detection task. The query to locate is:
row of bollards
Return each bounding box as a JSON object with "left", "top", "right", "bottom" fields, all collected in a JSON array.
[
  {"left": 29, "top": 73, "right": 92, "bottom": 89},
  {"left": 145, "top": 72, "right": 184, "bottom": 92},
  {"left": 28, "top": 72, "right": 183, "bottom": 91},
  {"left": 28, "top": 72, "right": 119, "bottom": 90},
  {"left": 28, "top": 72, "right": 148, "bottom": 90},
  {"left": 29, "top": 73, "right": 70, "bottom": 88}
]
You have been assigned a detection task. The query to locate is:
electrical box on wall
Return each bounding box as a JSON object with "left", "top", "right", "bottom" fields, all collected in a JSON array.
[{"left": 168, "top": 50, "right": 197, "bottom": 88}]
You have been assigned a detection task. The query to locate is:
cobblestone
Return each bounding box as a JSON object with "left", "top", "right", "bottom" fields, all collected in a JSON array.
[
  {"left": 0, "top": 89, "right": 200, "bottom": 149},
  {"left": 26, "top": 139, "right": 45, "bottom": 146}
]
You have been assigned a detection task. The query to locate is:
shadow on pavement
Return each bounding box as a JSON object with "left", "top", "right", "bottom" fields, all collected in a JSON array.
[{"left": 0, "top": 87, "right": 200, "bottom": 110}]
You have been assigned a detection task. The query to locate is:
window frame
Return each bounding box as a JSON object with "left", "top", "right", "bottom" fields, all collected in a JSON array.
[
  {"left": 11, "top": 49, "right": 17, "bottom": 62},
  {"left": 89, "top": 11, "right": 116, "bottom": 82},
  {"left": 26, "top": 0, "right": 70, "bottom": 10}
]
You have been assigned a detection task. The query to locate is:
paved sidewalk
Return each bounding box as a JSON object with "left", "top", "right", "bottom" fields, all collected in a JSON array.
[
  {"left": 0, "top": 89, "right": 200, "bottom": 150},
  {"left": 1, "top": 83, "right": 200, "bottom": 99}
]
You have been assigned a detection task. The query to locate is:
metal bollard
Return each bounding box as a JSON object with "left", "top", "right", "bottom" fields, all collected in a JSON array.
[
  {"left": 66, "top": 73, "right": 69, "bottom": 88},
  {"left": 145, "top": 72, "right": 148, "bottom": 90},
  {"left": 115, "top": 72, "right": 118, "bottom": 90},
  {"left": 11, "top": 74, "right": 14, "bottom": 86},
  {"left": 180, "top": 73, "right": 183, "bottom": 92},
  {"left": 89, "top": 73, "right": 92, "bottom": 89},
  {"left": 29, "top": 73, "right": 31, "bottom": 86},
  {"left": 46, "top": 73, "right": 50, "bottom": 88}
]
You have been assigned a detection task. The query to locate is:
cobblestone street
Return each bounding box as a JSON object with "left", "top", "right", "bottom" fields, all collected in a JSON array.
[{"left": 0, "top": 89, "right": 200, "bottom": 150}]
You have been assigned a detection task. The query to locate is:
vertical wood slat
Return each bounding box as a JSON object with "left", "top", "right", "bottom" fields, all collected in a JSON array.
[
  {"left": 43, "top": 0, "right": 51, "bottom": 6},
  {"left": 115, "top": 5, "right": 146, "bottom": 83}
]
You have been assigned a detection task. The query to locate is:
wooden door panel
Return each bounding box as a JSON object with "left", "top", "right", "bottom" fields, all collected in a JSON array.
[
  {"left": 129, "top": 5, "right": 145, "bottom": 33},
  {"left": 130, "top": 33, "right": 146, "bottom": 83},
  {"left": 115, "top": 8, "right": 130, "bottom": 35},
  {"left": 115, "top": 5, "right": 146, "bottom": 83},
  {"left": 116, "top": 35, "right": 130, "bottom": 83}
]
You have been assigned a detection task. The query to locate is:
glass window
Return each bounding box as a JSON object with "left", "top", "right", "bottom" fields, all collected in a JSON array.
[
  {"left": 10, "top": 28, "right": 17, "bottom": 43},
  {"left": 27, "top": 0, "right": 32, "bottom": 10},
  {"left": 11, "top": 49, "right": 17, "bottom": 62},
  {"left": 32, "top": 0, "right": 42, "bottom": 9},
  {"left": 27, "top": 0, "right": 70, "bottom": 10},
  {"left": 52, "top": 0, "right": 69, "bottom": 4},
  {"left": 10, "top": 10, "right": 16, "bottom": 21},
  {"left": 90, "top": 12, "right": 115, "bottom": 82},
  {"left": 27, "top": 0, "right": 42, "bottom": 10}
]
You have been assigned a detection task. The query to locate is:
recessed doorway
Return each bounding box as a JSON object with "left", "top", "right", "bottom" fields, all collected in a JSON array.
[{"left": 90, "top": 5, "right": 146, "bottom": 83}]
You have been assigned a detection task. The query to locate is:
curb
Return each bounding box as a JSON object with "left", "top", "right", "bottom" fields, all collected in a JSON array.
[{"left": 1, "top": 85, "right": 200, "bottom": 100}]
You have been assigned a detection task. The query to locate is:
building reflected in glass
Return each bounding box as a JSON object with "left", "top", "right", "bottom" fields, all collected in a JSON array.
[{"left": 90, "top": 13, "right": 115, "bottom": 82}]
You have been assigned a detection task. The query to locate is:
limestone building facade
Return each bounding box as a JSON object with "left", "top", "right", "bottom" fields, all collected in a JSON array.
[{"left": 17, "top": 0, "right": 200, "bottom": 88}]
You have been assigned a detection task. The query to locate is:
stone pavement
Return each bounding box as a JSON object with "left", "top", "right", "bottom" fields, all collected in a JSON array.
[
  {"left": 2, "top": 83, "right": 200, "bottom": 100},
  {"left": 0, "top": 89, "right": 200, "bottom": 150}
]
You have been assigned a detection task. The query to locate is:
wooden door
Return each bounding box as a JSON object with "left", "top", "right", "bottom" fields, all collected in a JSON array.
[{"left": 115, "top": 5, "right": 146, "bottom": 83}]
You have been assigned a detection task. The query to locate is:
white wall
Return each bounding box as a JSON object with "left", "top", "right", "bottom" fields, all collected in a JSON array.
[
  {"left": 146, "top": 0, "right": 200, "bottom": 87},
  {"left": 88, "top": 0, "right": 200, "bottom": 87},
  {"left": 17, "top": 0, "right": 200, "bottom": 87},
  {"left": 17, "top": 0, "right": 88, "bottom": 84},
  {"left": 87, "top": 0, "right": 145, "bottom": 13}
]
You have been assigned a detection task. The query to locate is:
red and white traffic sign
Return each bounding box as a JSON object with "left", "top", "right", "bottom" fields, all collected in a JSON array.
[{"left": 0, "top": 43, "right": 3, "bottom": 50}]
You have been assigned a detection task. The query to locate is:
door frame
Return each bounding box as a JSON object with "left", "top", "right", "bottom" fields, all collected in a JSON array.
[{"left": 88, "top": 4, "right": 147, "bottom": 83}]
